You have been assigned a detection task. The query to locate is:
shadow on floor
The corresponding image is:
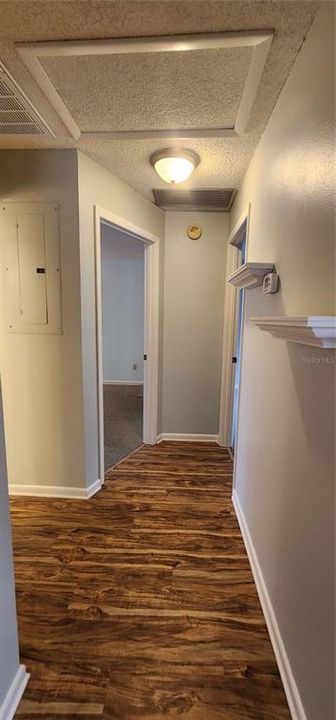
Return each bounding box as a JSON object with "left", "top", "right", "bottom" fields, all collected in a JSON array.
[{"left": 103, "top": 383, "right": 143, "bottom": 471}]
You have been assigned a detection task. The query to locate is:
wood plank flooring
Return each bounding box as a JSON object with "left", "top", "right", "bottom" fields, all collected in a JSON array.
[{"left": 10, "top": 442, "right": 291, "bottom": 719}]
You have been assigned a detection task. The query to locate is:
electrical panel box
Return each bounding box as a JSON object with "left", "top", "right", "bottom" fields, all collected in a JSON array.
[{"left": 1, "top": 202, "right": 62, "bottom": 334}]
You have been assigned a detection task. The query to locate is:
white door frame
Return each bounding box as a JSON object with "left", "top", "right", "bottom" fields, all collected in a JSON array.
[
  {"left": 218, "top": 206, "right": 250, "bottom": 448},
  {"left": 94, "top": 206, "right": 160, "bottom": 481}
]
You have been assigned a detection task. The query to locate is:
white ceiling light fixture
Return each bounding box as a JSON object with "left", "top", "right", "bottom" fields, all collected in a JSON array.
[{"left": 150, "top": 148, "right": 200, "bottom": 184}]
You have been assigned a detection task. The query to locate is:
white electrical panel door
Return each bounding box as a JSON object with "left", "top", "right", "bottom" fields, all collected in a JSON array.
[
  {"left": 17, "top": 213, "right": 47, "bottom": 324},
  {"left": 1, "top": 202, "right": 62, "bottom": 334}
]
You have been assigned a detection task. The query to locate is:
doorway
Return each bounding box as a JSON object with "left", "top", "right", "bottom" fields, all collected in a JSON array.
[
  {"left": 95, "top": 207, "right": 160, "bottom": 482},
  {"left": 218, "top": 207, "right": 250, "bottom": 452},
  {"left": 100, "top": 223, "right": 145, "bottom": 470},
  {"left": 230, "top": 229, "right": 246, "bottom": 451}
]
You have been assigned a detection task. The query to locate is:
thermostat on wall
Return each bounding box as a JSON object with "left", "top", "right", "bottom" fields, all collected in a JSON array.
[{"left": 263, "top": 272, "right": 279, "bottom": 294}]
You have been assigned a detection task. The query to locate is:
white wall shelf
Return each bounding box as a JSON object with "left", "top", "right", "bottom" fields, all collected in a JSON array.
[
  {"left": 226, "top": 262, "right": 274, "bottom": 289},
  {"left": 250, "top": 316, "right": 336, "bottom": 348}
]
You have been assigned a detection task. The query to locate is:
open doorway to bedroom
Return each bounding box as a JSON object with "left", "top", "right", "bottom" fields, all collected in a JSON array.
[
  {"left": 95, "top": 206, "right": 160, "bottom": 482},
  {"left": 100, "top": 222, "right": 145, "bottom": 470},
  {"left": 218, "top": 207, "right": 249, "bottom": 456},
  {"left": 230, "top": 225, "right": 246, "bottom": 451}
]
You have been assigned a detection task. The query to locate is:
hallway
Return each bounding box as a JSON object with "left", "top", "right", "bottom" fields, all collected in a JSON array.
[{"left": 11, "top": 442, "right": 290, "bottom": 719}]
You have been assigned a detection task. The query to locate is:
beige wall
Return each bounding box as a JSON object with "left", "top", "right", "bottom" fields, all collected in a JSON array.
[
  {"left": 161, "top": 211, "right": 228, "bottom": 434},
  {"left": 0, "top": 380, "right": 21, "bottom": 708},
  {"left": 0, "top": 150, "right": 86, "bottom": 491},
  {"left": 230, "top": 5, "right": 335, "bottom": 719},
  {"left": 77, "top": 152, "right": 164, "bottom": 486}
]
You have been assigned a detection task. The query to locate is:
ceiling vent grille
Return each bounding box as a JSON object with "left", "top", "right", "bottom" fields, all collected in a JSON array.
[
  {"left": 152, "top": 188, "right": 237, "bottom": 212},
  {"left": 0, "top": 62, "right": 53, "bottom": 137}
]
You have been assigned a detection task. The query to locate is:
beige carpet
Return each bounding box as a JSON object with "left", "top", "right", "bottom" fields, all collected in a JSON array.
[{"left": 103, "top": 383, "right": 143, "bottom": 471}]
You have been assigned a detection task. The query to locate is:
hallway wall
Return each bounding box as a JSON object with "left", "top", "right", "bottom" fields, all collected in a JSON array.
[
  {"left": 161, "top": 211, "right": 228, "bottom": 435},
  {"left": 0, "top": 150, "right": 86, "bottom": 493},
  {"left": 230, "top": 5, "right": 335, "bottom": 719}
]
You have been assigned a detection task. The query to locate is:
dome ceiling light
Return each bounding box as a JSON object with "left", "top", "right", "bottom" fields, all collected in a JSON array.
[{"left": 150, "top": 148, "right": 200, "bottom": 184}]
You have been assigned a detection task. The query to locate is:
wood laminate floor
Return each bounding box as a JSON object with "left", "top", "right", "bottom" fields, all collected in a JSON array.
[{"left": 11, "top": 442, "right": 291, "bottom": 719}]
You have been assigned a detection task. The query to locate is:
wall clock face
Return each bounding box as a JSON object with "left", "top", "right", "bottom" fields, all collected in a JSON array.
[{"left": 187, "top": 224, "right": 202, "bottom": 240}]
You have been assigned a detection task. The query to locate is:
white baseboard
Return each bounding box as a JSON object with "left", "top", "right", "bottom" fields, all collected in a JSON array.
[
  {"left": 9, "top": 478, "right": 102, "bottom": 499},
  {"left": 157, "top": 433, "right": 219, "bottom": 443},
  {"left": 0, "top": 665, "right": 29, "bottom": 720},
  {"left": 86, "top": 478, "right": 102, "bottom": 498},
  {"left": 103, "top": 381, "right": 144, "bottom": 385},
  {"left": 227, "top": 446, "right": 234, "bottom": 461},
  {"left": 232, "top": 489, "right": 306, "bottom": 720}
]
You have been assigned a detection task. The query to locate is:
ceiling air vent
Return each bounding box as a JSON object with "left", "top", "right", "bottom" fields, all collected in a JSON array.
[
  {"left": 0, "top": 62, "right": 53, "bottom": 136},
  {"left": 152, "top": 188, "right": 237, "bottom": 212}
]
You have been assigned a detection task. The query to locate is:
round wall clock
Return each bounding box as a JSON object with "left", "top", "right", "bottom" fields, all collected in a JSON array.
[{"left": 187, "top": 224, "right": 202, "bottom": 240}]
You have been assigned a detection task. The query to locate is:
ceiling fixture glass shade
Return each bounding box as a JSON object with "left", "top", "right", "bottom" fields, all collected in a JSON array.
[{"left": 150, "top": 148, "right": 200, "bottom": 184}]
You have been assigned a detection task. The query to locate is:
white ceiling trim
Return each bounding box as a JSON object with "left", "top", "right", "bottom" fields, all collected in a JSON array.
[
  {"left": 83, "top": 128, "right": 237, "bottom": 141},
  {"left": 16, "top": 31, "right": 273, "bottom": 141}
]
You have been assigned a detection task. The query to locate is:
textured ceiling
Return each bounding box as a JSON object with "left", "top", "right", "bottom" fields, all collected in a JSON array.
[
  {"left": 41, "top": 46, "right": 252, "bottom": 131},
  {"left": 0, "top": 1, "right": 320, "bottom": 201}
]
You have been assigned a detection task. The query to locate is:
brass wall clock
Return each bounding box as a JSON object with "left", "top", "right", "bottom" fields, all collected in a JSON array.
[{"left": 187, "top": 224, "right": 202, "bottom": 240}]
